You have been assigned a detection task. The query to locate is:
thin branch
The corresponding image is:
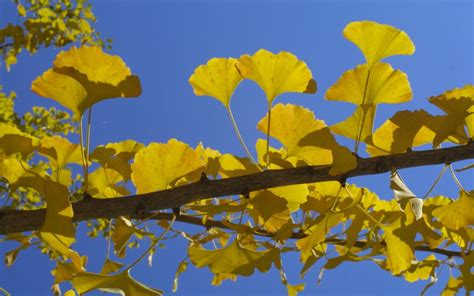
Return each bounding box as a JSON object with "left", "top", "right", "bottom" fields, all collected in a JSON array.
[
  {"left": 0, "top": 143, "right": 473, "bottom": 236},
  {"left": 132, "top": 212, "right": 464, "bottom": 258}
]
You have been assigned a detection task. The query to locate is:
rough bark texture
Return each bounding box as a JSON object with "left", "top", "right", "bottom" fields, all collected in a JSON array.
[{"left": 0, "top": 143, "right": 473, "bottom": 238}]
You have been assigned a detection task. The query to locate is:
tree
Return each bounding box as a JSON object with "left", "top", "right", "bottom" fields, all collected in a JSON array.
[{"left": 0, "top": 1, "right": 473, "bottom": 295}]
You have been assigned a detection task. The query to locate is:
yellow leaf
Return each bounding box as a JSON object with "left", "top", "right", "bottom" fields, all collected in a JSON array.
[
  {"left": 100, "top": 258, "right": 124, "bottom": 275},
  {"left": 287, "top": 283, "right": 305, "bottom": 296},
  {"left": 53, "top": 258, "right": 86, "bottom": 284},
  {"left": 326, "top": 62, "right": 412, "bottom": 106},
  {"left": 343, "top": 21, "right": 415, "bottom": 67},
  {"left": 111, "top": 217, "right": 141, "bottom": 258},
  {"left": 461, "top": 252, "right": 473, "bottom": 292},
  {"left": 88, "top": 167, "right": 129, "bottom": 198},
  {"left": 32, "top": 46, "right": 141, "bottom": 119},
  {"left": 236, "top": 49, "right": 316, "bottom": 103},
  {"left": 0, "top": 123, "right": 38, "bottom": 157},
  {"left": 266, "top": 184, "right": 308, "bottom": 212},
  {"left": 38, "top": 135, "right": 83, "bottom": 168},
  {"left": 369, "top": 109, "right": 468, "bottom": 155},
  {"left": 257, "top": 104, "right": 356, "bottom": 175},
  {"left": 331, "top": 104, "right": 375, "bottom": 143},
  {"left": 196, "top": 143, "right": 221, "bottom": 178},
  {"left": 250, "top": 190, "right": 288, "bottom": 221},
  {"left": 72, "top": 270, "right": 163, "bottom": 296},
  {"left": 429, "top": 84, "right": 474, "bottom": 138},
  {"left": 219, "top": 154, "right": 260, "bottom": 178},
  {"left": 188, "top": 239, "right": 280, "bottom": 276},
  {"left": 131, "top": 139, "right": 204, "bottom": 193},
  {"left": 441, "top": 276, "right": 463, "bottom": 296},
  {"left": 382, "top": 216, "right": 416, "bottom": 275},
  {"left": 64, "top": 290, "right": 76, "bottom": 296},
  {"left": 0, "top": 156, "right": 24, "bottom": 184},
  {"left": 296, "top": 213, "right": 344, "bottom": 261},
  {"left": 211, "top": 273, "right": 237, "bottom": 286},
  {"left": 432, "top": 191, "right": 474, "bottom": 230},
  {"left": 404, "top": 254, "right": 438, "bottom": 283},
  {"left": 172, "top": 260, "right": 189, "bottom": 292},
  {"left": 189, "top": 58, "right": 243, "bottom": 108}
]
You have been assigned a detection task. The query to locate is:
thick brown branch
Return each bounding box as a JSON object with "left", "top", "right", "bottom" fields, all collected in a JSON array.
[
  {"left": 0, "top": 143, "right": 473, "bottom": 237},
  {"left": 137, "top": 212, "right": 464, "bottom": 258}
]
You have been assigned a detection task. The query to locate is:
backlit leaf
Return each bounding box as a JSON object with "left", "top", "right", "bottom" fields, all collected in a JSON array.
[
  {"left": 432, "top": 191, "right": 474, "bottom": 230},
  {"left": 100, "top": 258, "right": 124, "bottom": 275},
  {"left": 32, "top": 46, "right": 141, "bottom": 119},
  {"left": 343, "top": 21, "right": 415, "bottom": 67},
  {"left": 131, "top": 139, "right": 204, "bottom": 193},
  {"left": 257, "top": 103, "right": 356, "bottom": 175},
  {"left": 72, "top": 270, "right": 163, "bottom": 296},
  {"left": 189, "top": 58, "right": 242, "bottom": 108},
  {"left": 383, "top": 216, "right": 416, "bottom": 275},
  {"left": 236, "top": 49, "right": 316, "bottom": 103},
  {"left": 189, "top": 239, "right": 280, "bottom": 276}
]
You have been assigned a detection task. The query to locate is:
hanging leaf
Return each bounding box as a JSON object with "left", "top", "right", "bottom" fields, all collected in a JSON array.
[
  {"left": 390, "top": 170, "right": 423, "bottom": 220},
  {"left": 343, "top": 20, "right": 415, "bottom": 67},
  {"left": 257, "top": 103, "right": 356, "bottom": 175},
  {"left": 189, "top": 58, "right": 243, "bottom": 108},
  {"left": 31, "top": 46, "right": 141, "bottom": 119},
  {"left": 0, "top": 123, "right": 38, "bottom": 157},
  {"left": 131, "top": 139, "right": 204, "bottom": 194},
  {"left": 188, "top": 239, "right": 280, "bottom": 276},
  {"left": 236, "top": 49, "right": 316, "bottom": 103},
  {"left": 100, "top": 258, "right": 124, "bottom": 275},
  {"left": 72, "top": 270, "right": 163, "bottom": 296},
  {"left": 432, "top": 191, "right": 474, "bottom": 230}
]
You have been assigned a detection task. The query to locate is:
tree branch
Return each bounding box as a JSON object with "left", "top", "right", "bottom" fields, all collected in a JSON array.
[
  {"left": 134, "top": 212, "right": 464, "bottom": 258},
  {"left": 0, "top": 143, "right": 473, "bottom": 236}
]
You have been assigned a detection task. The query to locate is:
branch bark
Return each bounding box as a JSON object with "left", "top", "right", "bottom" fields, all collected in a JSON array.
[{"left": 0, "top": 143, "right": 473, "bottom": 237}]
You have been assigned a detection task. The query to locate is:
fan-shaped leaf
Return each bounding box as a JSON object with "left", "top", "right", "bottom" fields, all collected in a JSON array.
[
  {"left": 189, "top": 58, "right": 242, "bottom": 108},
  {"left": 343, "top": 21, "right": 415, "bottom": 67},
  {"left": 236, "top": 49, "right": 316, "bottom": 103},
  {"left": 131, "top": 139, "right": 204, "bottom": 193}
]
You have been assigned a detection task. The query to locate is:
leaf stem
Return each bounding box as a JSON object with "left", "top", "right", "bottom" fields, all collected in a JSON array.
[
  {"left": 354, "top": 70, "right": 372, "bottom": 154},
  {"left": 422, "top": 164, "right": 448, "bottom": 199},
  {"left": 226, "top": 107, "right": 262, "bottom": 171},
  {"left": 78, "top": 115, "right": 88, "bottom": 192},
  {"left": 126, "top": 215, "right": 176, "bottom": 271},
  {"left": 265, "top": 102, "right": 272, "bottom": 169},
  {"left": 449, "top": 164, "right": 465, "bottom": 192}
]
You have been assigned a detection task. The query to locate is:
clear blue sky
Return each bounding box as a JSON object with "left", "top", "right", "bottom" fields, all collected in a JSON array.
[{"left": 0, "top": 0, "right": 473, "bottom": 295}]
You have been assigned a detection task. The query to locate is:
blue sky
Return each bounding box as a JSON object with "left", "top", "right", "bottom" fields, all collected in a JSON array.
[{"left": 1, "top": 0, "right": 473, "bottom": 295}]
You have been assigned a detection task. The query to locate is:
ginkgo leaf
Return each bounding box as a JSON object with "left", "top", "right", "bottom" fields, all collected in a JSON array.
[
  {"left": 429, "top": 84, "right": 474, "bottom": 138},
  {"left": 441, "top": 276, "right": 463, "bottom": 296},
  {"left": 296, "top": 213, "right": 344, "bottom": 262},
  {"left": 390, "top": 170, "right": 423, "bottom": 220},
  {"left": 188, "top": 239, "right": 280, "bottom": 276},
  {"left": 72, "top": 270, "right": 163, "bottom": 296},
  {"left": 38, "top": 135, "right": 83, "bottom": 168},
  {"left": 111, "top": 217, "right": 149, "bottom": 258},
  {"left": 100, "top": 258, "right": 124, "bottom": 275},
  {"left": 0, "top": 123, "right": 38, "bottom": 157},
  {"left": 54, "top": 258, "right": 86, "bottom": 284},
  {"left": 343, "top": 21, "right": 415, "bottom": 67},
  {"left": 432, "top": 191, "right": 474, "bottom": 230},
  {"left": 53, "top": 46, "right": 133, "bottom": 85},
  {"left": 257, "top": 103, "right": 356, "bottom": 175},
  {"left": 404, "top": 254, "right": 438, "bottom": 283},
  {"left": 131, "top": 139, "right": 204, "bottom": 194},
  {"left": 236, "top": 49, "right": 316, "bottom": 103},
  {"left": 331, "top": 104, "right": 375, "bottom": 143},
  {"left": 326, "top": 62, "right": 412, "bottom": 106},
  {"left": 382, "top": 215, "right": 416, "bottom": 275},
  {"left": 287, "top": 283, "right": 305, "bottom": 296},
  {"left": 195, "top": 143, "right": 221, "bottom": 178},
  {"left": 91, "top": 140, "right": 144, "bottom": 181},
  {"left": 31, "top": 46, "right": 141, "bottom": 119},
  {"left": 326, "top": 62, "right": 412, "bottom": 144},
  {"left": 366, "top": 110, "right": 466, "bottom": 156},
  {"left": 189, "top": 58, "right": 243, "bottom": 108},
  {"left": 0, "top": 156, "right": 24, "bottom": 184},
  {"left": 88, "top": 167, "right": 129, "bottom": 198}
]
